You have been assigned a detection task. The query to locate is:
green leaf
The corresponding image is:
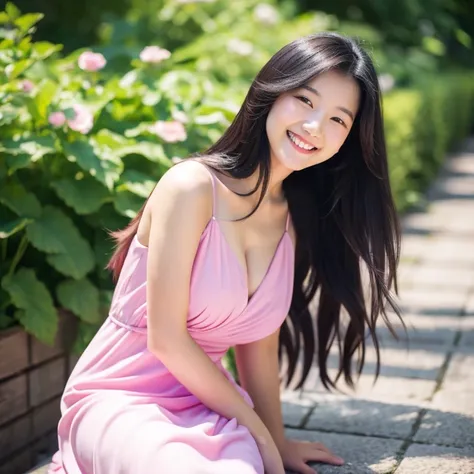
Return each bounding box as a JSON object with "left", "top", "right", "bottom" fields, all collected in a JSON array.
[
  {"left": 6, "top": 153, "right": 32, "bottom": 173},
  {"left": 31, "top": 41, "right": 63, "bottom": 60},
  {"left": 50, "top": 177, "right": 111, "bottom": 215},
  {"left": 422, "top": 36, "right": 446, "bottom": 56},
  {"left": 5, "top": 3, "right": 21, "bottom": 21},
  {"left": 35, "top": 79, "right": 58, "bottom": 119},
  {"left": 124, "top": 122, "right": 153, "bottom": 138},
  {"left": 113, "top": 189, "right": 144, "bottom": 218},
  {"left": 194, "top": 111, "right": 228, "bottom": 125},
  {"left": 17, "top": 36, "right": 31, "bottom": 53},
  {"left": 92, "top": 129, "right": 132, "bottom": 149},
  {"left": 63, "top": 140, "right": 122, "bottom": 190},
  {"left": 0, "top": 312, "right": 16, "bottom": 330},
  {"left": 84, "top": 202, "right": 128, "bottom": 231},
  {"left": 0, "top": 217, "right": 32, "bottom": 238},
  {"left": 0, "top": 12, "right": 10, "bottom": 24},
  {"left": 455, "top": 29, "right": 472, "bottom": 49},
  {"left": 5, "top": 58, "right": 33, "bottom": 79},
  {"left": 0, "top": 181, "right": 42, "bottom": 218},
  {"left": 0, "top": 134, "right": 56, "bottom": 161},
  {"left": 2, "top": 268, "right": 58, "bottom": 345},
  {"left": 0, "top": 105, "right": 17, "bottom": 125},
  {"left": 56, "top": 278, "right": 101, "bottom": 323},
  {"left": 0, "top": 156, "right": 7, "bottom": 179},
  {"left": 92, "top": 131, "right": 170, "bottom": 166},
  {"left": 99, "top": 290, "right": 113, "bottom": 314},
  {"left": 116, "top": 169, "right": 156, "bottom": 198},
  {"left": 26, "top": 205, "right": 95, "bottom": 278},
  {"left": 46, "top": 251, "right": 94, "bottom": 280},
  {"left": 84, "top": 90, "right": 115, "bottom": 115},
  {"left": 93, "top": 229, "right": 113, "bottom": 275},
  {"left": 114, "top": 142, "right": 171, "bottom": 166},
  {"left": 14, "top": 13, "right": 44, "bottom": 34}
]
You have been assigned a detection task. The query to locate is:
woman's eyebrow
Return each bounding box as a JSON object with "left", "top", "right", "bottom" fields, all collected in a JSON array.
[{"left": 301, "top": 85, "right": 355, "bottom": 121}]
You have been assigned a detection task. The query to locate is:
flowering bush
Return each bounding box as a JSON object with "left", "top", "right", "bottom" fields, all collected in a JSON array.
[{"left": 0, "top": 3, "right": 236, "bottom": 350}]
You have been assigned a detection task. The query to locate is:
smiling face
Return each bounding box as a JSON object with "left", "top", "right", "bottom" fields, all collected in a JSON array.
[{"left": 265, "top": 69, "right": 361, "bottom": 172}]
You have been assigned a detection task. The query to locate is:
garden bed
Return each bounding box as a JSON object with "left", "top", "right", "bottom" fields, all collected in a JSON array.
[{"left": 0, "top": 311, "right": 78, "bottom": 474}]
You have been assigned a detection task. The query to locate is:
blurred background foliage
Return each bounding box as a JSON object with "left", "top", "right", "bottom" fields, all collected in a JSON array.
[{"left": 1, "top": 0, "right": 473, "bottom": 351}]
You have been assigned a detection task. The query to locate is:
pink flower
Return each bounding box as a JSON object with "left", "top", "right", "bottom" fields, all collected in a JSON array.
[
  {"left": 67, "top": 104, "right": 94, "bottom": 134},
  {"left": 139, "top": 46, "right": 171, "bottom": 64},
  {"left": 78, "top": 51, "right": 106, "bottom": 72},
  {"left": 21, "top": 80, "right": 34, "bottom": 92},
  {"left": 150, "top": 121, "right": 187, "bottom": 143},
  {"left": 48, "top": 111, "right": 66, "bottom": 127}
]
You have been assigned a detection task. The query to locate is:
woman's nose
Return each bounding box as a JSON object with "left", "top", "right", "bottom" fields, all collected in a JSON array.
[{"left": 302, "top": 120, "right": 322, "bottom": 137}]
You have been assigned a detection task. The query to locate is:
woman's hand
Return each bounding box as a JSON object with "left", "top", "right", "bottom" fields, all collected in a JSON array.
[{"left": 280, "top": 438, "right": 344, "bottom": 474}]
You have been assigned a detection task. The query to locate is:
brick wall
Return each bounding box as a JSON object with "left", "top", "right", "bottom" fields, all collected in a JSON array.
[{"left": 0, "top": 312, "right": 79, "bottom": 474}]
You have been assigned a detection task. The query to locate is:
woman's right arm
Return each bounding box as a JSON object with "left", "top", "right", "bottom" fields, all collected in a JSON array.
[{"left": 144, "top": 162, "right": 285, "bottom": 474}]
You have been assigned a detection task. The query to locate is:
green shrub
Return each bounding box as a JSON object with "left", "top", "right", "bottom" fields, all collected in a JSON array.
[
  {"left": 383, "top": 73, "right": 474, "bottom": 210},
  {"left": 0, "top": 5, "right": 236, "bottom": 351}
]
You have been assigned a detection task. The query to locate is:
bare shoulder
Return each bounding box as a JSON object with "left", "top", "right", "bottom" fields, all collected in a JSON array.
[{"left": 147, "top": 159, "right": 214, "bottom": 213}]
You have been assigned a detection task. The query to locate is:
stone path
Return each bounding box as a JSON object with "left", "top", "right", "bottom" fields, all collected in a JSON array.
[
  {"left": 280, "top": 137, "right": 474, "bottom": 473},
  {"left": 27, "top": 138, "right": 474, "bottom": 473}
]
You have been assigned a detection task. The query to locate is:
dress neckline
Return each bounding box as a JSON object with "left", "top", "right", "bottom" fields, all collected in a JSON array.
[{"left": 132, "top": 216, "right": 293, "bottom": 310}]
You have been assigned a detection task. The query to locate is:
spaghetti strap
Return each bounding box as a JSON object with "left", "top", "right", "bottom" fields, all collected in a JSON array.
[
  {"left": 285, "top": 209, "right": 291, "bottom": 231},
  {"left": 199, "top": 163, "right": 217, "bottom": 218}
]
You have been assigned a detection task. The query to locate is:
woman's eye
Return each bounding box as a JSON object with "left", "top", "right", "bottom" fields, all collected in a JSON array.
[
  {"left": 296, "top": 95, "right": 312, "bottom": 107},
  {"left": 332, "top": 117, "right": 346, "bottom": 127}
]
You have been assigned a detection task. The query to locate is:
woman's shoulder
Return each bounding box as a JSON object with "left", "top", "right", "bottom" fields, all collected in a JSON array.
[{"left": 147, "top": 158, "right": 215, "bottom": 216}]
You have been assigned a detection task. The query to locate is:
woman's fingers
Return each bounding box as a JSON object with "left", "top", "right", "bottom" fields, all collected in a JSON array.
[
  {"left": 306, "top": 443, "right": 344, "bottom": 465},
  {"left": 306, "top": 447, "right": 344, "bottom": 466}
]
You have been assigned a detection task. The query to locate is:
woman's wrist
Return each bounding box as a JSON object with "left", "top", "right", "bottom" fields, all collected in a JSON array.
[{"left": 239, "top": 409, "right": 273, "bottom": 444}]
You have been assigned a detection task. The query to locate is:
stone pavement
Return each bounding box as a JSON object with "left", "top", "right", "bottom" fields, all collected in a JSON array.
[
  {"left": 28, "top": 138, "right": 474, "bottom": 473},
  {"left": 280, "top": 137, "right": 474, "bottom": 473}
]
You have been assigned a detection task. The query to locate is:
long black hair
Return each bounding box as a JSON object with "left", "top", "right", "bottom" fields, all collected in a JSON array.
[{"left": 109, "top": 32, "right": 403, "bottom": 391}]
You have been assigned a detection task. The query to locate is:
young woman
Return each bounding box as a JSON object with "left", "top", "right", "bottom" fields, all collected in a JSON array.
[{"left": 50, "top": 32, "right": 401, "bottom": 474}]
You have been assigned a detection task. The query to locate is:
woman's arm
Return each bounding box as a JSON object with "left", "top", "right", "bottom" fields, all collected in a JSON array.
[
  {"left": 234, "top": 329, "right": 286, "bottom": 451},
  {"left": 144, "top": 161, "right": 284, "bottom": 474},
  {"left": 235, "top": 328, "right": 345, "bottom": 474}
]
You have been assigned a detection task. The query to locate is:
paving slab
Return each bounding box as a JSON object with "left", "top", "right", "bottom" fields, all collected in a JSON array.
[
  {"left": 396, "top": 288, "right": 467, "bottom": 316},
  {"left": 303, "top": 373, "right": 437, "bottom": 406},
  {"left": 443, "top": 352, "right": 474, "bottom": 384},
  {"left": 431, "top": 389, "right": 474, "bottom": 415},
  {"left": 399, "top": 234, "right": 431, "bottom": 263},
  {"left": 361, "top": 342, "right": 447, "bottom": 381},
  {"left": 414, "top": 409, "right": 474, "bottom": 448},
  {"left": 305, "top": 395, "right": 420, "bottom": 439},
  {"left": 459, "top": 298, "right": 474, "bottom": 346},
  {"left": 422, "top": 236, "right": 474, "bottom": 266},
  {"left": 407, "top": 262, "right": 474, "bottom": 290},
  {"left": 285, "top": 429, "right": 403, "bottom": 474},
  {"left": 376, "top": 313, "right": 460, "bottom": 345},
  {"left": 394, "top": 443, "right": 474, "bottom": 473},
  {"left": 281, "top": 390, "right": 316, "bottom": 427}
]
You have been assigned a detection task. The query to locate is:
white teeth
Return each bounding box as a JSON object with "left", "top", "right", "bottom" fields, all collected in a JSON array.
[{"left": 288, "top": 131, "right": 315, "bottom": 151}]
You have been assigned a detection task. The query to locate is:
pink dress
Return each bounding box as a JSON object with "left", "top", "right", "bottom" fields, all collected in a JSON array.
[{"left": 49, "top": 165, "right": 294, "bottom": 474}]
